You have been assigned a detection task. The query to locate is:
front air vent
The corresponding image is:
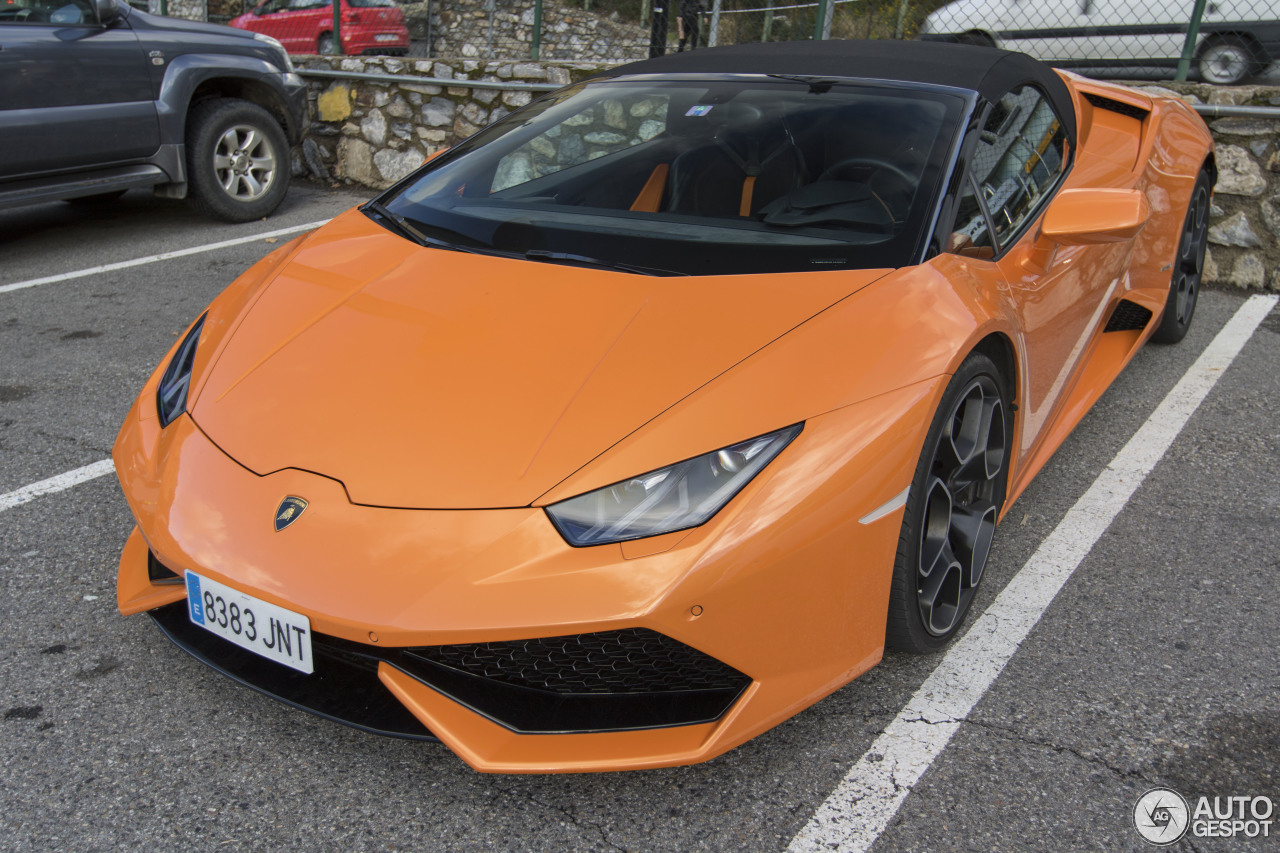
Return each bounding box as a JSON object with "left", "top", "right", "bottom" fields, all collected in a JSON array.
[
  {"left": 147, "top": 551, "right": 184, "bottom": 585},
  {"left": 1104, "top": 299, "right": 1154, "bottom": 332},
  {"left": 1084, "top": 93, "right": 1150, "bottom": 121},
  {"left": 398, "top": 628, "right": 753, "bottom": 733}
]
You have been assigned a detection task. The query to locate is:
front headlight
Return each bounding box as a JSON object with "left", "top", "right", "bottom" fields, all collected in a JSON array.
[
  {"left": 546, "top": 424, "right": 802, "bottom": 547},
  {"left": 156, "top": 314, "right": 206, "bottom": 427}
]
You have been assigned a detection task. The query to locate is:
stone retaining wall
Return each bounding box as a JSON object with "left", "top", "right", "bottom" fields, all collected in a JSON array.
[
  {"left": 1136, "top": 82, "right": 1280, "bottom": 292},
  {"left": 297, "top": 56, "right": 606, "bottom": 188},
  {"left": 407, "top": 0, "right": 649, "bottom": 62},
  {"left": 295, "top": 60, "right": 1280, "bottom": 291}
]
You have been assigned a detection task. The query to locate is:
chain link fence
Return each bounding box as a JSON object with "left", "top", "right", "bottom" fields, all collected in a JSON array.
[{"left": 147, "top": 0, "right": 1279, "bottom": 85}]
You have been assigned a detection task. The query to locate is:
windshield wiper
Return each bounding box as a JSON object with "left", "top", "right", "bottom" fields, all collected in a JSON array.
[
  {"left": 361, "top": 201, "right": 481, "bottom": 254},
  {"left": 363, "top": 205, "right": 682, "bottom": 274},
  {"left": 523, "top": 249, "right": 685, "bottom": 277}
]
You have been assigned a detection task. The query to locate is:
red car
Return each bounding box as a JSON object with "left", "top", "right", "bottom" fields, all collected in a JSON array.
[{"left": 230, "top": 0, "right": 409, "bottom": 57}]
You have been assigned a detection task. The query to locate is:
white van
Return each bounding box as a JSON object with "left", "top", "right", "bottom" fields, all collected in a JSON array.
[{"left": 919, "top": 0, "right": 1279, "bottom": 85}]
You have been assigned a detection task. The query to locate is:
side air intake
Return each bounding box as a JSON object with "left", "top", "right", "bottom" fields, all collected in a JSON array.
[
  {"left": 1084, "top": 92, "right": 1150, "bottom": 121},
  {"left": 1104, "top": 299, "right": 1153, "bottom": 333}
]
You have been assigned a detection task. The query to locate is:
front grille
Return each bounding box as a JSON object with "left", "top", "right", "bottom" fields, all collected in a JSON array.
[
  {"left": 409, "top": 628, "right": 748, "bottom": 694},
  {"left": 1084, "top": 92, "right": 1149, "bottom": 121},
  {"left": 1104, "top": 299, "right": 1153, "bottom": 332},
  {"left": 148, "top": 598, "right": 750, "bottom": 738},
  {"left": 149, "top": 602, "right": 437, "bottom": 741},
  {"left": 398, "top": 629, "right": 752, "bottom": 734}
]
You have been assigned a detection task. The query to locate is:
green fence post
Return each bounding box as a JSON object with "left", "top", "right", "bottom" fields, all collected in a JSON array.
[
  {"left": 531, "top": 0, "right": 543, "bottom": 59},
  {"left": 812, "top": 0, "right": 828, "bottom": 40},
  {"left": 158, "top": 0, "right": 167, "bottom": 15},
  {"left": 893, "top": 0, "right": 910, "bottom": 39},
  {"left": 1175, "top": 0, "right": 1209, "bottom": 81},
  {"left": 332, "top": 0, "right": 343, "bottom": 54}
]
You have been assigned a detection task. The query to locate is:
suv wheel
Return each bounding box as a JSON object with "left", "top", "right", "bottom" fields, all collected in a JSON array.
[
  {"left": 186, "top": 98, "right": 290, "bottom": 223},
  {"left": 1197, "top": 36, "right": 1255, "bottom": 86}
]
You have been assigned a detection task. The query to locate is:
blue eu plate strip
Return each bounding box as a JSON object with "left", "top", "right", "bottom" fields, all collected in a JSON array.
[{"left": 186, "top": 572, "right": 204, "bottom": 624}]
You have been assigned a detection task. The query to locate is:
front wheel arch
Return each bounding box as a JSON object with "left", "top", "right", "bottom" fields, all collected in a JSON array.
[{"left": 187, "top": 76, "right": 297, "bottom": 145}]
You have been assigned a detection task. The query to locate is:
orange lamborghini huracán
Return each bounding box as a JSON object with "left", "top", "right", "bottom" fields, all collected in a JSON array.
[{"left": 115, "top": 40, "right": 1213, "bottom": 772}]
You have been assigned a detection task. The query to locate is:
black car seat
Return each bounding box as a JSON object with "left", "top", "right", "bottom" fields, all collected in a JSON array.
[{"left": 666, "top": 102, "right": 808, "bottom": 218}]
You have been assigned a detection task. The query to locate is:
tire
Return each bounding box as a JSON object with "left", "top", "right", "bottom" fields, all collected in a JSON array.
[
  {"left": 318, "top": 32, "right": 334, "bottom": 55},
  {"left": 956, "top": 30, "right": 995, "bottom": 48},
  {"left": 1151, "top": 170, "right": 1210, "bottom": 345},
  {"left": 886, "top": 352, "right": 1010, "bottom": 654},
  {"left": 1198, "top": 36, "right": 1255, "bottom": 85},
  {"left": 185, "top": 98, "right": 290, "bottom": 223}
]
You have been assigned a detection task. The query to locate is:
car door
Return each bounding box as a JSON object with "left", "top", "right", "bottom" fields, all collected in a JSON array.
[
  {"left": 997, "top": 0, "right": 1089, "bottom": 62},
  {"left": 1082, "top": 0, "right": 1182, "bottom": 63},
  {"left": 0, "top": 0, "right": 159, "bottom": 178},
  {"left": 946, "top": 85, "right": 1129, "bottom": 460}
]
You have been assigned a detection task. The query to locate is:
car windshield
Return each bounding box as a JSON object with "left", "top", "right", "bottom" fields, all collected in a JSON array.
[{"left": 378, "top": 77, "right": 965, "bottom": 275}]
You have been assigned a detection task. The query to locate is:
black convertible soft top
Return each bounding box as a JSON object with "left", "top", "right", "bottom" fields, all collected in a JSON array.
[{"left": 599, "top": 39, "right": 1077, "bottom": 144}]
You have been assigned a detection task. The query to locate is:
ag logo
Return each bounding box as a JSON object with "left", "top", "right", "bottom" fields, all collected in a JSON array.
[
  {"left": 274, "top": 496, "right": 308, "bottom": 531},
  {"left": 1134, "top": 787, "right": 1190, "bottom": 845}
]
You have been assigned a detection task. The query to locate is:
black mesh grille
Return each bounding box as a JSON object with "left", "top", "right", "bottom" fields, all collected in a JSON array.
[
  {"left": 147, "top": 591, "right": 749, "bottom": 737},
  {"left": 408, "top": 628, "right": 748, "bottom": 695},
  {"left": 398, "top": 629, "right": 752, "bottom": 734},
  {"left": 1084, "top": 93, "right": 1149, "bottom": 122},
  {"left": 1104, "top": 299, "right": 1154, "bottom": 332}
]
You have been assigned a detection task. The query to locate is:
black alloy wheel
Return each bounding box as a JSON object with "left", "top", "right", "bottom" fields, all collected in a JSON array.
[
  {"left": 886, "top": 352, "right": 1009, "bottom": 653},
  {"left": 1152, "top": 170, "right": 1210, "bottom": 344}
]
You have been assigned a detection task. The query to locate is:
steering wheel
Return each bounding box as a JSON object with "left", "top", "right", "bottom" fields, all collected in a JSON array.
[{"left": 818, "top": 156, "right": 915, "bottom": 222}]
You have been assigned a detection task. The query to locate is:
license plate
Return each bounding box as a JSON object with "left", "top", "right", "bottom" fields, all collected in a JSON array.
[
  {"left": 374, "top": 34, "right": 398, "bottom": 41},
  {"left": 185, "top": 571, "right": 313, "bottom": 674}
]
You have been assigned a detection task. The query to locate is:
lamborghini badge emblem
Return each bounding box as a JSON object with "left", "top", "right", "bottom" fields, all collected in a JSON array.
[{"left": 274, "top": 496, "right": 308, "bottom": 531}]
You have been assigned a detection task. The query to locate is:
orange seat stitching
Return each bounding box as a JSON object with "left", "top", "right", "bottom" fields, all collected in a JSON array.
[{"left": 629, "top": 164, "right": 670, "bottom": 212}]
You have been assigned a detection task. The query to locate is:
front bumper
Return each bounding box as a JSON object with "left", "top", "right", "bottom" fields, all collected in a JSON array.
[
  {"left": 114, "top": 373, "right": 940, "bottom": 771},
  {"left": 280, "top": 72, "right": 310, "bottom": 144}
]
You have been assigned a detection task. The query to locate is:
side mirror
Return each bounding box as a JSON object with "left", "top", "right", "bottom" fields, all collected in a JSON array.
[
  {"left": 93, "top": 0, "right": 121, "bottom": 24},
  {"left": 1041, "top": 188, "right": 1150, "bottom": 245}
]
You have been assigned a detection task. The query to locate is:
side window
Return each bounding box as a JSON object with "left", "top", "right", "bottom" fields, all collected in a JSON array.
[
  {"left": 951, "top": 85, "right": 1066, "bottom": 255},
  {"left": 0, "top": 0, "right": 93, "bottom": 24}
]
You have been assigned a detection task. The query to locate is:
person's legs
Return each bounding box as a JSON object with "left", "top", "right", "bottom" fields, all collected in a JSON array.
[{"left": 679, "top": 12, "right": 698, "bottom": 50}]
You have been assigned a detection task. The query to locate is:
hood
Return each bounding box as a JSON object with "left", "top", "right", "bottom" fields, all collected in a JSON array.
[
  {"left": 191, "top": 210, "right": 887, "bottom": 508},
  {"left": 133, "top": 7, "right": 257, "bottom": 39}
]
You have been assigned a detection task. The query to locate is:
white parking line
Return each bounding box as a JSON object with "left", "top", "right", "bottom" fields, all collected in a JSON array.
[
  {"left": 0, "top": 219, "right": 329, "bottom": 296},
  {"left": 0, "top": 459, "right": 115, "bottom": 514},
  {"left": 788, "top": 293, "right": 1279, "bottom": 853}
]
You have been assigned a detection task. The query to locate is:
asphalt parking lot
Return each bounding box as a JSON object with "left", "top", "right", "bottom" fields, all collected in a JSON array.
[{"left": 1, "top": 182, "right": 1278, "bottom": 853}]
